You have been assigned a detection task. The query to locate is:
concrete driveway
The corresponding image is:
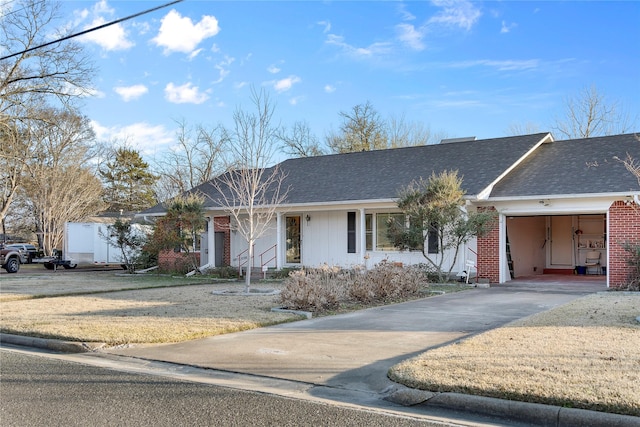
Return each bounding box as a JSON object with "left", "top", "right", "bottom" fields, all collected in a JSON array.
[{"left": 104, "top": 276, "right": 607, "bottom": 396}]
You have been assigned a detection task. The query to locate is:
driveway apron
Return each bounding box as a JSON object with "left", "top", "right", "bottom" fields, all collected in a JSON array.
[{"left": 104, "top": 278, "right": 606, "bottom": 395}]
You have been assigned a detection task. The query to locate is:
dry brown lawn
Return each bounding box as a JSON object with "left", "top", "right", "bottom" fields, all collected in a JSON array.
[
  {"left": 0, "top": 271, "right": 299, "bottom": 344},
  {"left": 389, "top": 292, "right": 640, "bottom": 416}
]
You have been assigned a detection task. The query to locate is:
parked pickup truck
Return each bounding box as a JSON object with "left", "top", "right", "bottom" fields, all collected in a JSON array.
[{"left": 0, "top": 244, "right": 23, "bottom": 273}]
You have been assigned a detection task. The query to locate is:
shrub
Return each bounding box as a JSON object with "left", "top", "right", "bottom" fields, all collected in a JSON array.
[
  {"left": 280, "top": 262, "right": 429, "bottom": 312},
  {"left": 620, "top": 242, "right": 640, "bottom": 291},
  {"left": 349, "top": 262, "right": 425, "bottom": 304},
  {"left": 279, "top": 265, "right": 349, "bottom": 312}
]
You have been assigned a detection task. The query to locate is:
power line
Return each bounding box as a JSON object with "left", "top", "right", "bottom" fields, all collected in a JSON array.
[{"left": 0, "top": 0, "right": 184, "bottom": 61}]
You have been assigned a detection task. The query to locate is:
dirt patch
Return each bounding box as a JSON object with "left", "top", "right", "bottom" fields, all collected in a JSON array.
[{"left": 389, "top": 292, "right": 640, "bottom": 416}]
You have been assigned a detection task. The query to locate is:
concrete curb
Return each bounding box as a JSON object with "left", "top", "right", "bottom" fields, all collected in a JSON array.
[
  {"left": 4, "top": 332, "right": 638, "bottom": 426},
  {"left": 0, "top": 333, "right": 104, "bottom": 353},
  {"left": 416, "top": 392, "right": 639, "bottom": 427}
]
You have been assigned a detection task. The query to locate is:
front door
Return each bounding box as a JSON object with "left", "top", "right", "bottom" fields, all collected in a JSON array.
[
  {"left": 215, "top": 232, "right": 225, "bottom": 267},
  {"left": 286, "top": 216, "right": 301, "bottom": 264}
]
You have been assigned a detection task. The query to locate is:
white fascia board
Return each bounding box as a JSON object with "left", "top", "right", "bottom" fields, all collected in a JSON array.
[
  {"left": 475, "top": 194, "right": 631, "bottom": 215},
  {"left": 475, "top": 133, "right": 554, "bottom": 201},
  {"left": 204, "top": 199, "right": 399, "bottom": 215},
  {"left": 482, "top": 191, "right": 640, "bottom": 203}
]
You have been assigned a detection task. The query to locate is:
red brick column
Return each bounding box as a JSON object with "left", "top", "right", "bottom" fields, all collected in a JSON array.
[
  {"left": 608, "top": 201, "right": 640, "bottom": 288},
  {"left": 477, "top": 207, "right": 499, "bottom": 283}
]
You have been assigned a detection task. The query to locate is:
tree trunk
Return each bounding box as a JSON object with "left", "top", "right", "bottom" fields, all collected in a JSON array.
[{"left": 244, "top": 239, "right": 254, "bottom": 293}]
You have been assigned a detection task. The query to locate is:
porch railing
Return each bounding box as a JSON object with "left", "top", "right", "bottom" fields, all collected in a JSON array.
[
  {"left": 236, "top": 245, "right": 255, "bottom": 277},
  {"left": 259, "top": 244, "right": 277, "bottom": 277}
]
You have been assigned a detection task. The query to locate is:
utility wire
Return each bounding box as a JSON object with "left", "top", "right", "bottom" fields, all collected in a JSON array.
[{"left": 0, "top": 0, "right": 184, "bottom": 61}]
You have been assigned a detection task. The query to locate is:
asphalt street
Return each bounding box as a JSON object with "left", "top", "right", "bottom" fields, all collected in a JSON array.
[{"left": 0, "top": 348, "right": 451, "bottom": 427}]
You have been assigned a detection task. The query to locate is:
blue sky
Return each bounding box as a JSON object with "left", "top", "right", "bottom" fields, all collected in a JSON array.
[{"left": 60, "top": 0, "right": 639, "bottom": 160}]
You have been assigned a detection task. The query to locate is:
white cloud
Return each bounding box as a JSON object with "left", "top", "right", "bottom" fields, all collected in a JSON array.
[
  {"left": 398, "top": 3, "right": 416, "bottom": 21},
  {"left": 429, "top": 0, "right": 481, "bottom": 31},
  {"left": 500, "top": 21, "right": 517, "bottom": 34},
  {"left": 78, "top": 18, "right": 134, "bottom": 51},
  {"left": 325, "top": 34, "right": 392, "bottom": 58},
  {"left": 164, "top": 82, "right": 209, "bottom": 104},
  {"left": 396, "top": 23, "right": 425, "bottom": 51},
  {"left": 114, "top": 84, "right": 148, "bottom": 101},
  {"left": 273, "top": 75, "right": 301, "bottom": 93},
  {"left": 324, "top": 84, "right": 336, "bottom": 93},
  {"left": 152, "top": 10, "right": 220, "bottom": 55},
  {"left": 75, "top": 1, "right": 134, "bottom": 51},
  {"left": 267, "top": 64, "right": 281, "bottom": 74},
  {"left": 289, "top": 96, "right": 304, "bottom": 106},
  {"left": 448, "top": 59, "right": 539, "bottom": 71},
  {"left": 91, "top": 120, "right": 174, "bottom": 155},
  {"left": 188, "top": 48, "right": 203, "bottom": 60},
  {"left": 317, "top": 20, "right": 331, "bottom": 33},
  {"left": 213, "top": 56, "right": 234, "bottom": 84}
]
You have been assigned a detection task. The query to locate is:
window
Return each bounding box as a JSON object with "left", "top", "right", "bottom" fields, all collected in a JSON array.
[
  {"left": 347, "top": 212, "right": 356, "bottom": 253},
  {"left": 376, "top": 213, "right": 404, "bottom": 251},
  {"left": 427, "top": 222, "right": 439, "bottom": 254},
  {"left": 365, "top": 214, "right": 373, "bottom": 250}
]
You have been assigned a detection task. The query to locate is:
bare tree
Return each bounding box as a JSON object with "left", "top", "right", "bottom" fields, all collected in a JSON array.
[
  {"left": 20, "top": 108, "right": 104, "bottom": 254},
  {"left": 326, "top": 101, "right": 388, "bottom": 153},
  {"left": 153, "top": 120, "right": 229, "bottom": 201},
  {"left": 0, "top": 0, "right": 95, "bottom": 226},
  {"left": 553, "top": 85, "right": 636, "bottom": 139},
  {"left": 0, "top": 118, "right": 29, "bottom": 229},
  {"left": 505, "top": 121, "right": 542, "bottom": 136},
  {"left": 277, "top": 120, "right": 325, "bottom": 157},
  {"left": 387, "top": 113, "right": 446, "bottom": 147},
  {"left": 210, "top": 89, "right": 288, "bottom": 292},
  {"left": 615, "top": 143, "right": 640, "bottom": 187}
]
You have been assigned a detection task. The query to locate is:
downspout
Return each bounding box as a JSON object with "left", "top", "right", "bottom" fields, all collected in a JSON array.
[{"left": 634, "top": 195, "right": 640, "bottom": 206}]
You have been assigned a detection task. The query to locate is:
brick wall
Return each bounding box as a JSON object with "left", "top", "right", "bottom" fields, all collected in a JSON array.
[
  {"left": 608, "top": 201, "right": 640, "bottom": 287},
  {"left": 158, "top": 250, "right": 200, "bottom": 273},
  {"left": 477, "top": 207, "right": 500, "bottom": 283},
  {"left": 157, "top": 215, "right": 231, "bottom": 272}
]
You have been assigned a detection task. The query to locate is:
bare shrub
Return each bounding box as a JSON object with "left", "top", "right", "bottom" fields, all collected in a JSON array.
[
  {"left": 619, "top": 242, "right": 640, "bottom": 291},
  {"left": 280, "top": 262, "right": 428, "bottom": 311},
  {"left": 279, "top": 265, "right": 349, "bottom": 312},
  {"left": 349, "top": 262, "right": 425, "bottom": 304}
]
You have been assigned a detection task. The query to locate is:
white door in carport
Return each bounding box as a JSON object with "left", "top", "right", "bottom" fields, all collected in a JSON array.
[{"left": 550, "top": 216, "right": 573, "bottom": 266}]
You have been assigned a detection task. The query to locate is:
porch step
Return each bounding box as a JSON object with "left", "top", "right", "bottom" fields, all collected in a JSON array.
[{"left": 239, "top": 267, "right": 279, "bottom": 279}]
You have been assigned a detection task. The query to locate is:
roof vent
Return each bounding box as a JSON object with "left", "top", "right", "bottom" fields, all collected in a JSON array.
[{"left": 439, "top": 137, "right": 476, "bottom": 144}]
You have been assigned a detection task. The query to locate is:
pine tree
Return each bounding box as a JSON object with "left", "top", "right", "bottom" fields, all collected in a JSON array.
[{"left": 100, "top": 147, "right": 158, "bottom": 212}]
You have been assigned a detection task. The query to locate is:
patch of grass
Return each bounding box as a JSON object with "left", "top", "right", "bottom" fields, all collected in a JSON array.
[{"left": 388, "top": 293, "right": 640, "bottom": 416}]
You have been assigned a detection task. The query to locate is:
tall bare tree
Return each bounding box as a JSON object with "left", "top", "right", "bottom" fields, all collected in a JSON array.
[
  {"left": 210, "top": 89, "right": 288, "bottom": 291},
  {"left": 387, "top": 113, "right": 446, "bottom": 147},
  {"left": 553, "top": 85, "right": 636, "bottom": 139},
  {"left": 0, "top": 0, "right": 95, "bottom": 226},
  {"left": 326, "top": 101, "right": 388, "bottom": 153},
  {"left": 153, "top": 120, "right": 228, "bottom": 201},
  {"left": 277, "top": 120, "right": 325, "bottom": 157},
  {"left": 20, "top": 108, "right": 104, "bottom": 254}
]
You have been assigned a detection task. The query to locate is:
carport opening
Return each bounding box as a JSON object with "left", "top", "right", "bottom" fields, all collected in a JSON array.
[{"left": 506, "top": 214, "right": 606, "bottom": 279}]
